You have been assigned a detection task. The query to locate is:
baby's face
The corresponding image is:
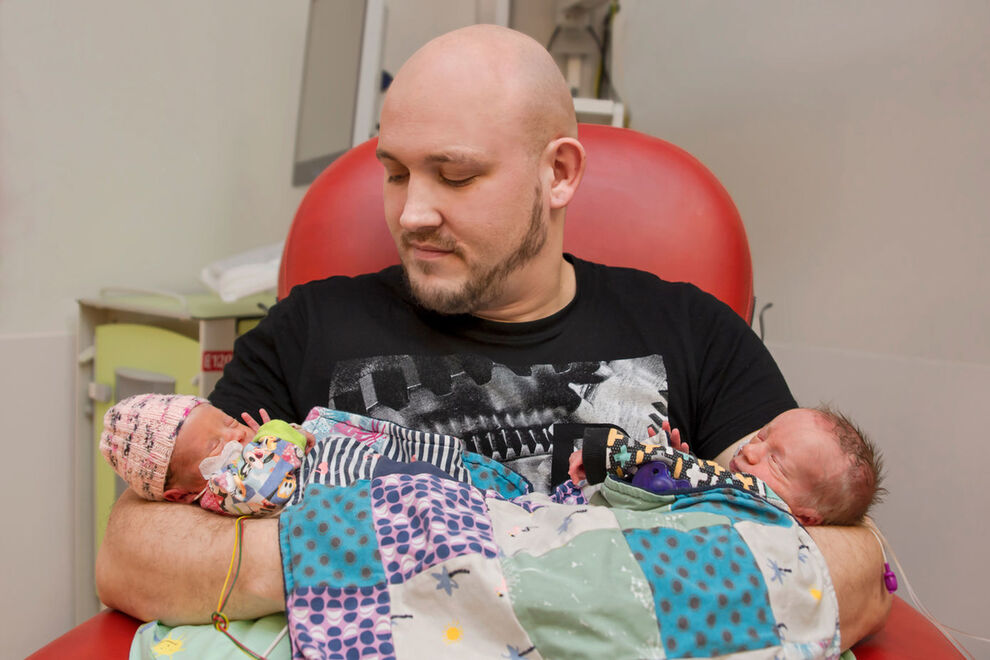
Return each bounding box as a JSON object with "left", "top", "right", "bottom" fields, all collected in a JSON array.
[
  {"left": 170, "top": 404, "right": 253, "bottom": 494},
  {"left": 729, "top": 409, "right": 847, "bottom": 519}
]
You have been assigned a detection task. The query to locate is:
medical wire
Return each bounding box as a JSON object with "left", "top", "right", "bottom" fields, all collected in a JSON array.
[
  {"left": 212, "top": 515, "right": 267, "bottom": 660},
  {"left": 262, "top": 625, "right": 290, "bottom": 657},
  {"left": 867, "top": 521, "right": 988, "bottom": 658}
]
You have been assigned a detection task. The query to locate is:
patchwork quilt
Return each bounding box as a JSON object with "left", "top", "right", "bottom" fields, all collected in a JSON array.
[{"left": 278, "top": 408, "right": 841, "bottom": 660}]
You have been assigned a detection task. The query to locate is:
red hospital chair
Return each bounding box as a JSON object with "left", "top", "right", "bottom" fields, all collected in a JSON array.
[
  {"left": 30, "top": 125, "right": 961, "bottom": 659},
  {"left": 278, "top": 124, "right": 754, "bottom": 315}
]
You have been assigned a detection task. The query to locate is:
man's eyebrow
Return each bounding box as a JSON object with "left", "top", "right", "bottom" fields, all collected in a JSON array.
[
  {"left": 375, "top": 148, "right": 486, "bottom": 166},
  {"left": 375, "top": 148, "right": 397, "bottom": 162},
  {"left": 424, "top": 152, "right": 484, "bottom": 165}
]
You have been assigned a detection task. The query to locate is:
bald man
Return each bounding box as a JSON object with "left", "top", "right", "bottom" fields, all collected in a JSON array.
[
  {"left": 376, "top": 25, "right": 580, "bottom": 322},
  {"left": 97, "top": 25, "right": 890, "bottom": 649}
]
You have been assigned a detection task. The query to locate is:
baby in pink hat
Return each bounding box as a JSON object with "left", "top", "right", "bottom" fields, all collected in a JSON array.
[{"left": 101, "top": 393, "right": 313, "bottom": 516}]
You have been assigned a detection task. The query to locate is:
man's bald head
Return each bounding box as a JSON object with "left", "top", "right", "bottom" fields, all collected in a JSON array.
[
  {"left": 376, "top": 25, "right": 587, "bottom": 322},
  {"left": 383, "top": 24, "right": 577, "bottom": 155}
]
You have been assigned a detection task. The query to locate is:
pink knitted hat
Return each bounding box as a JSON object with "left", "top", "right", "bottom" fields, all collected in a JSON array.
[{"left": 100, "top": 393, "right": 208, "bottom": 500}]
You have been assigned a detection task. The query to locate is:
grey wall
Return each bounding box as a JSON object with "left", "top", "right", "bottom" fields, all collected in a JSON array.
[
  {"left": 613, "top": 1, "right": 990, "bottom": 364},
  {"left": 1, "top": 1, "right": 309, "bottom": 656},
  {"left": 611, "top": 2, "right": 989, "bottom": 656}
]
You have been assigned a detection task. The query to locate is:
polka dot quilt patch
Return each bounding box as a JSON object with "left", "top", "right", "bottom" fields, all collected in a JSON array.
[{"left": 279, "top": 472, "right": 840, "bottom": 659}]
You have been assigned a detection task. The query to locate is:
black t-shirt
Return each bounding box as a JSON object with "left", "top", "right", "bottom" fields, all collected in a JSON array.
[{"left": 210, "top": 255, "right": 795, "bottom": 491}]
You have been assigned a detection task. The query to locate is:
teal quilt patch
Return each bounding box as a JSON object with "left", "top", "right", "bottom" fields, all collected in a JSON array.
[
  {"left": 280, "top": 481, "right": 384, "bottom": 592},
  {"left": 626, "top": 524, "right": 779, "bottom": 656}
]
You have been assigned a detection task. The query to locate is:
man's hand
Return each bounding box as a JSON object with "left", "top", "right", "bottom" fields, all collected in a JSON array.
[{"left": 96, "top": 490, "right": 284, "bottom": 625}]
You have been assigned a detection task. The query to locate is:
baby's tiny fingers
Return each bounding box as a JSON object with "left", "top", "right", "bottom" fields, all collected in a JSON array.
[{"left": 241, "top": 411, "right": 261, "bottom": 431}]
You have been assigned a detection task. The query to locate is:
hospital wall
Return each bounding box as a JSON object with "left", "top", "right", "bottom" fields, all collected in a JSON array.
[
  {"left": 0, "top": 0, "right": 986, "bottom": 657},
  {"left": 612, "top": 2, "right": 989, "bottom": 655},
  {"left": 1, "top": 2, "right": 312, "bottom": 657}
]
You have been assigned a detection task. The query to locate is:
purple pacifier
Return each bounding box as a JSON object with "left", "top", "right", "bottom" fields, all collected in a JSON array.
[{"left": 630, "top": 461, "right": 692, "bottom": 494}]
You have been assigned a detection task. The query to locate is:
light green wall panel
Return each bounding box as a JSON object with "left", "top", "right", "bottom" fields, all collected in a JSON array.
[{"left": 92, "top": 324, "right": 199, "bottom": 554}]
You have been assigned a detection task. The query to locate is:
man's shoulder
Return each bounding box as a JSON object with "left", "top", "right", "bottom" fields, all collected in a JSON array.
[
  {"left": 569, "top": 254, "right": 713, "bottom": 306},
  {"left": 280, "top": 265, "right": 406, "bottom": 304}
]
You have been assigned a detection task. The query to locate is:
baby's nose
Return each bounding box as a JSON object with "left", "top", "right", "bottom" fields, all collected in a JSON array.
[
  {"left": 741, "top": 441, "right": 761, "bottom": 460},
  {"left": 228, "top": 425, "right": 251, "bottom": 445}
]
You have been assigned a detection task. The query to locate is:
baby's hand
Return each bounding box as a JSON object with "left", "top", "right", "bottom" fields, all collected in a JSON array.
[
  {"left": 298, "top": 427, "right": 316, "bottom": 453},
  {"left": 568, "top": 449, "right": 587, "bottom": 484},
  {"left": 662, "top": 419, "right": 691, "bottom": 455},
  {"left": 241, "top": 408, "right": 272, "bottom": 433}
]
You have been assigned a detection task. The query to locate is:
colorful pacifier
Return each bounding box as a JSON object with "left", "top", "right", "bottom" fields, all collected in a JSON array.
[{"left": 630, "top": 462, "right": 692, "bottom": 494}]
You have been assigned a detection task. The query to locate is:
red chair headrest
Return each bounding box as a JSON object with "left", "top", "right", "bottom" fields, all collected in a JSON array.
[{"left": 279, "top": 124, "right": 753, "bottom": 322}]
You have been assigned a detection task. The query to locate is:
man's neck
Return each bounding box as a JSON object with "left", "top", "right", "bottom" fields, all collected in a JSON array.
[{"left": 473, "top": 256, "right": 576, "bottom": 323}]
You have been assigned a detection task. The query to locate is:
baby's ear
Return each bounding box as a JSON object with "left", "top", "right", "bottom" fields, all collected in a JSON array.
[
  {"left": 792, "top": 505, "right": 823, "bottom": 527},
  {"left": 163, "top": 488, "right": 199, "bottom": 504}
]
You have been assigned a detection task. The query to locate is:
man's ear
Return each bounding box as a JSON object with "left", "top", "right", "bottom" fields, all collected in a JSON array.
[
  {"left": 163, "top": 488, "right": 199, "bottom": 504},
  {"left": 544, "top": 137, "right": 586, "bottom": 210}
]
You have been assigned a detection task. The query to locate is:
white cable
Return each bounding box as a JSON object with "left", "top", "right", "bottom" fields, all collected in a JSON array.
[
  {"left": 262, "top": 625, "right": 290, "bottom": 657},
  {"left": 867, "top": 522, "right": 988, "bottom": 659}
]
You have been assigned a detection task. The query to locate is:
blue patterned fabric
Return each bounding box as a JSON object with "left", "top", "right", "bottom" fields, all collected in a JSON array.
[{"left": 278, "top": 423, "right": 841, "bottom": 659}]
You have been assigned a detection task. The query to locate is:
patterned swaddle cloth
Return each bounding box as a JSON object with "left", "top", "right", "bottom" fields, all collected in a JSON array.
[
  {"left": 276, "top": 407, "right": 840, "bottom": 660},
  {"left": 201, "top": 420, "right": 308, "bottom": 516}
]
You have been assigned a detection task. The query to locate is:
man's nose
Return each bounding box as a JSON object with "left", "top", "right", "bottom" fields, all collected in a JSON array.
[{"left": 398, "top": 178, "right": 443, "bottom": 231}]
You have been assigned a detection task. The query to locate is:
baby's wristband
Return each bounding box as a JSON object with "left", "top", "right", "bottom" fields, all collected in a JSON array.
[{"left": 253, "top": 419, "right": 308, "bottom": 452}]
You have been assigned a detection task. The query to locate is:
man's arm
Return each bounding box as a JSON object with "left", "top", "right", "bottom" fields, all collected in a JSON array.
[
  {"left": 96, "top": 490, "right": 284, "bottom": 626},
  {"left": 209, "top": 297, "right": 301, "bottom": 422},
  {"left": 809, "top": 523, "right": 893, "bottom": 649},
  {"left": 682, "top": 286, "right": 797, "bottom": 460}
]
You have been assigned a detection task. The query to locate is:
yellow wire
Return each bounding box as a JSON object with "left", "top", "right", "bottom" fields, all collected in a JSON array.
[{"left": 217, "top": 515, "right": 251, "bottom": 612}]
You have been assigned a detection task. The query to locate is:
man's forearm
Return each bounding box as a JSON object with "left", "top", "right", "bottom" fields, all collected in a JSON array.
[
  {"left": 808, "top": 523, "right": 893, "bottom": 649},
  {"left": 96, "top": 489, "right": 284, "bottom": 626}
]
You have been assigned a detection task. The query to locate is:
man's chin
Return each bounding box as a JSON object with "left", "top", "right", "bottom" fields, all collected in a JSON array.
[{"left": 404, "top": 270, "right": 474, "bottom": 315}]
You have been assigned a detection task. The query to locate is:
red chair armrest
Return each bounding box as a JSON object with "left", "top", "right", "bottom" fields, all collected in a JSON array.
[
  {"left": 28, "top": 597, "right": 963, "bottom": 659},
  {"left": 27, "top": 609, "right": 142, "bottom": 659},
  {"left": 851, "top": 595, "right": 964, "bottom": 659}
]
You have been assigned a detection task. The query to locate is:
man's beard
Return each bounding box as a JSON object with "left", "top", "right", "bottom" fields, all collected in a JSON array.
[{"left": 401, "top": 185, "right": 547, "bottom": 315}]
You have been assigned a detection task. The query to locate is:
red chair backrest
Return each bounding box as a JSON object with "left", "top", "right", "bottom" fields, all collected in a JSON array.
[{"left": 279, "top": 124, "right": 753, "bottom": 321}]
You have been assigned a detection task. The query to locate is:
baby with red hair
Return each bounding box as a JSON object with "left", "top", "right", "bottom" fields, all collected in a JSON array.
[{"left": 569, "top": 406, "right": 885, "bottom": 526}]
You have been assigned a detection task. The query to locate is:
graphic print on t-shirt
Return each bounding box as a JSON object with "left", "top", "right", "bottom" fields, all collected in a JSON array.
[{"left": 325, "top": 354, "right": 669, "bottom": 490}]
